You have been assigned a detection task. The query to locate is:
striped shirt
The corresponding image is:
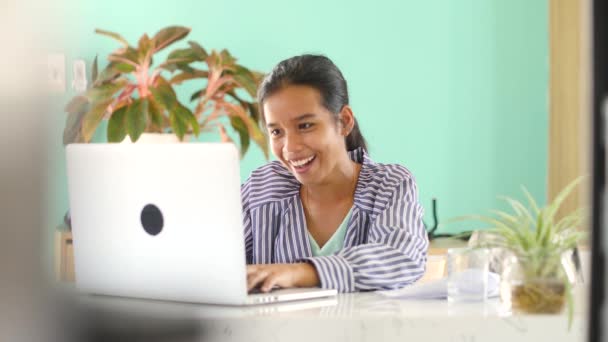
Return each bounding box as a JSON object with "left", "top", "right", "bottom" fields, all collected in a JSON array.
[{"left": 241, "top": 148, "right": 429, "bottom": 292}]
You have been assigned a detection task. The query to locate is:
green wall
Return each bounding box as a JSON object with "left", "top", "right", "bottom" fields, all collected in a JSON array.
[{"left": 49, "top": 0, "right": 548, "bottom": 235}]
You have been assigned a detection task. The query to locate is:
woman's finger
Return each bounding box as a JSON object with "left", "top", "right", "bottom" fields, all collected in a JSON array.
[
  {"left": 247, "top": 270, "right": 269, "bottom": 292},
  {"left": 261, "top": 273, "right": 282, "bottom": 292}
]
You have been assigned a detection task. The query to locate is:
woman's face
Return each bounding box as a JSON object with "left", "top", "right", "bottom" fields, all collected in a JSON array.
[{"left": 263, "top": 85, "right": 351, "bottom": 185}]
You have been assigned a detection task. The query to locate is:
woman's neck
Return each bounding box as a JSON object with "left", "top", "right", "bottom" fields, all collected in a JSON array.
[{"left": 303, "top": 155, "right": 360, "bottom": 204}]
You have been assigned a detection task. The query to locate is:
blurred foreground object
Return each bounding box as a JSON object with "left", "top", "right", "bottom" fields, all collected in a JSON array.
[
  {"left": 0, "top": 2, "right": 203, "bottom": 341},
  {"left": 0, "top": 0, "right": 53, "bottom": 340}
]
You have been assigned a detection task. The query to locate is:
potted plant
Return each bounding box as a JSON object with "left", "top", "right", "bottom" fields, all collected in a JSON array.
[
  {"left": 463, "top": 178, "right": 585, "bottom": 323},
  {"left": 63, "top": 26, "right": 268, "bottom": 158},
  {"left": 169, "top": 45, "right": 268, "bottom": 157}
]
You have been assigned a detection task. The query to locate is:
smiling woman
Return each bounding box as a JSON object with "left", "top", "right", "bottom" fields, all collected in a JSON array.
[{"left": 242, "top": 55, "right": 429, "bottom": 293}]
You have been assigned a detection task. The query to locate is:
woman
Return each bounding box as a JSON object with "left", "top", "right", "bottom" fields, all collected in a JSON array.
[{"left": 243, "top": 54, "right": 428, "bottom": 293}]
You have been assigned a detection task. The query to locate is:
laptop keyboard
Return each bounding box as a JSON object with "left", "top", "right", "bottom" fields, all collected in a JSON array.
[{"left": 248, "top": 287, "right": 279, "bottom": 294}]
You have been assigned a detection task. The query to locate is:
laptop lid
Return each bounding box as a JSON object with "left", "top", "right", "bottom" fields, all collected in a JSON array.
[{"left": 66, "top": 143, "right": 250, "bottom": 305}]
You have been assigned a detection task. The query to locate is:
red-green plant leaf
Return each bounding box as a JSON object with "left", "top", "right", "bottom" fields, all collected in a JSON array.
[
  {"left": 168, "top": 103, "right": 200, "bottom": 140},
  {"left": 176, "top": 64, "right": 195, "bottom": 73},
  {"left": 229, "top": 115, "right": 250, "bottom": 157},
  {"left": 187, "top": 111, "right": 200, "bottom": 137},
  {"left": 205, "top": 74, "right": 234, "bottom": 98},
  {"left": 160, "top": 51, "right": 196, "bottom": 73},
  {"left": 110, "top": 98, "right": 130, "bottom": 113},
  {"left": 126, "top": 98, "right": 148, "bottom": 142},
  {"left": 174, "top": 104, "right": 200, "bottom": 137},
  {"left": 95, "top": 29, "right": 129, "bottom": 46},
  {"left": 157, "top": 57, "right": 196, "bottom": 72},
  {"left": 107, "top": 104, "right": 129, "bottom": 142},
  {"left": 206, "top": 50, "right": 237, "bottom": 75},
  {"left": 170, "top": 70, "right": 208, "bottom": 85},
  {"left": 63, "top": 110, "right": 87, "bottom": 145},
  {"left": 246, "top": 115, "right": 268, "bottom": 159},
  {"left": 137, "top": 33, "right": 153, "bottom": 64},
  {"left": 219, "top": 49, "right": 237, "bottom": 67},
  {"left": 94, "top": 62, "right": 134, "bottom": 86},
  {"left": 225, "top": 90, "right": 261, "bottom": 123},
  {"left": 65, "top": 95, "right": 89, "bottom": 114},
  {"left": 150, "top": 77, "right": 178, "bottom": 111},
  {"left": 115, "top": 63, "right": 135, "bottom": 72},
  {"left": 233, "top": 65, "right": 260, "bottom": 99},
  {"left": 161, "top": 60, "right": 189, "bottom": 73},
  {"left": 188, "top": 41, "right": 208, "bottom": 60},
  {"left": 248, "top": 102, "right": 261, "bottom": 123},
  {"left": 94, "top": 66, "right": 119, "bottom": 86},
  {"left": 165, "top": 44, "right": 206, "bottom": 70},
  {"left": 148, "top": 98, "right": 164, "bottom": 132},
  {"left": 114, "top": 83, "right": 137, "bottom": 105},
  {"left": 206, "top": 50, "right": 222, "bottom": 69},
  {"left": 218, "top": 123, "right": 234, "bottom": 144},
  {"left": 224, "top": 102, "right": 268, "bottom": 159},
  {"left": 167, "top": 47, "right": 198, "bottom": 61},
  {"left": 152, "top": 26, "right": 191, "bottom": 53},
  {"left": 81, "top": 98, "right": 113, "bottom": 142},
  {"left": 86, "top": 78, "right": 128, "bottom": 102},
  {"left": 108, "top": 46, "right": 140, "bottom": 67},
  {"left": 169, "top": 111, "right": 187, "bottom": 140},
  {"left": 64, "top": 95, "right": 91, "bottom": 143},
  {"left": 161, "top": 43, "right": 205, "bottom": 71}
]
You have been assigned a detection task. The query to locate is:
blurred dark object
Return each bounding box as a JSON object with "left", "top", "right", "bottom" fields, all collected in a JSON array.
[
  {"left": 423, "top": 198, "right": 439, "bottom": 239},
  {"left": 56, "top": 293, "right": 203, "bottom": 342},
  {"left": 424, "top": 198, "right": 471, "bottom": 241},
  {"left": 81, "top": 309, "right": 202, "bottom": 342},
  {"left": 64, "top": 210, "right": 72, "bottom": 230},
  {"left": 571, "top": 247, "right": 584, "bottom": 283},
  {"left": 589, "top": 1, "right": 608, "bottom": 341}
]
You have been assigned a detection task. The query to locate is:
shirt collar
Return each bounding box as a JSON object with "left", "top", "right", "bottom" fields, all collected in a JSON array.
[{"left": 349, "top": 148, "right": 375, "bottom": 211}]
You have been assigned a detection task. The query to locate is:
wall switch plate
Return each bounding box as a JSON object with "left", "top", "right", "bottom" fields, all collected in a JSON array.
[
  {"left": 72, "top": 59, "right": 87, "bottom": 93},
  {"left": 47, "top": 53, "right": 66, "bottom": 93}
]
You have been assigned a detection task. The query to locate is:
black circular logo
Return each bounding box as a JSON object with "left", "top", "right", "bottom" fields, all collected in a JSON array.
[{"left": 140, "top": 204, "right": 163, "bottom": 236}]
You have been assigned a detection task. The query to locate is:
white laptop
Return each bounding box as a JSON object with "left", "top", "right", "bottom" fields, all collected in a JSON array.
[{"left": 65, "top": 143, "right": 337, "bottom": 305}]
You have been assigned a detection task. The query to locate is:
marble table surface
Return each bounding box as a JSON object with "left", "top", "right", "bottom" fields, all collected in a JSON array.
[{"left": 77, "top": 289, "right": 588, "bottom": 342}]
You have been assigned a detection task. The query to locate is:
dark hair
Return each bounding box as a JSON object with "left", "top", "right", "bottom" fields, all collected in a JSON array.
[{"left": 257, "top": 54, "right": 368, "bottom": 152}]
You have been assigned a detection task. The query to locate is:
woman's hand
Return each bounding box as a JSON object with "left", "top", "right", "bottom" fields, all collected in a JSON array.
[{"left": 246, "top": 263, "right": 320, "bottom": 292}]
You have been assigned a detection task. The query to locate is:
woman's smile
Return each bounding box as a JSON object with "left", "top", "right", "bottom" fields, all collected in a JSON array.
[{"left": 288, "top": 154, "right": 317, "bottom": 174}]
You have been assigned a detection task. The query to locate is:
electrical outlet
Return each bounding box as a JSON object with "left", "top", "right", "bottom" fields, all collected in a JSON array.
[{"left": 47, "top": 53, "right": 66, "bottom": 93}]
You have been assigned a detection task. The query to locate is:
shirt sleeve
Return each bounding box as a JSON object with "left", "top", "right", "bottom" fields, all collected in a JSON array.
[{"left": 302, "top": 177, "right": 429, "bottom": 292}]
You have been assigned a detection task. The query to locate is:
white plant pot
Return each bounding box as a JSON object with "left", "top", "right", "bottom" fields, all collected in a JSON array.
[{"left": 121, "top": 133, "right": 191, "bottom": 144}]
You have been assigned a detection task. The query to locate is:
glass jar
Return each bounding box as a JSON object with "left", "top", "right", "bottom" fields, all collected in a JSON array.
[{"left": 500, "top": 254, "right": 567, "bottom": 314}]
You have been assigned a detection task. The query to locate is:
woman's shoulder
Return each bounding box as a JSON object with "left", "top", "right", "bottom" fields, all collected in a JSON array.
[
  {"left": 357, "top": 156, "right": 418, "bottom": 204},
  {"left": 366, "top": 162, "right": 415, "bottom": 183},
  {"left": 241, "top": 161, "right": 300, "bottom": 209},
  {"left": 360, "top": 151, "right": 416, "bottom": 184}
]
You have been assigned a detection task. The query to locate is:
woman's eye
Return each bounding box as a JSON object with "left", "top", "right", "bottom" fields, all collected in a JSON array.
[
  {"left": 299, "top": 123, "right": 314, "bottom": 130},
  {"left": 270, "top": 129, "right": 281, "bottom": 136}
]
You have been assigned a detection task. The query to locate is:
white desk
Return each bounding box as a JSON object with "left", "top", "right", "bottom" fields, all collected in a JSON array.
[{"left": 79, "top": 291, "right": 587, "bottom": 342}]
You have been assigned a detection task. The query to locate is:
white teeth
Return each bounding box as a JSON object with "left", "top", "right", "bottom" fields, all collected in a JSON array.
[{"left": 289, "top": 155, "right": 315, "bottom": 167}]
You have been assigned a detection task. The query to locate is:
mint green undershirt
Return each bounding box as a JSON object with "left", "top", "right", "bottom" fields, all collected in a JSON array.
[{"left": 308, "top": 207, "right": 353, "bottom": 256}]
